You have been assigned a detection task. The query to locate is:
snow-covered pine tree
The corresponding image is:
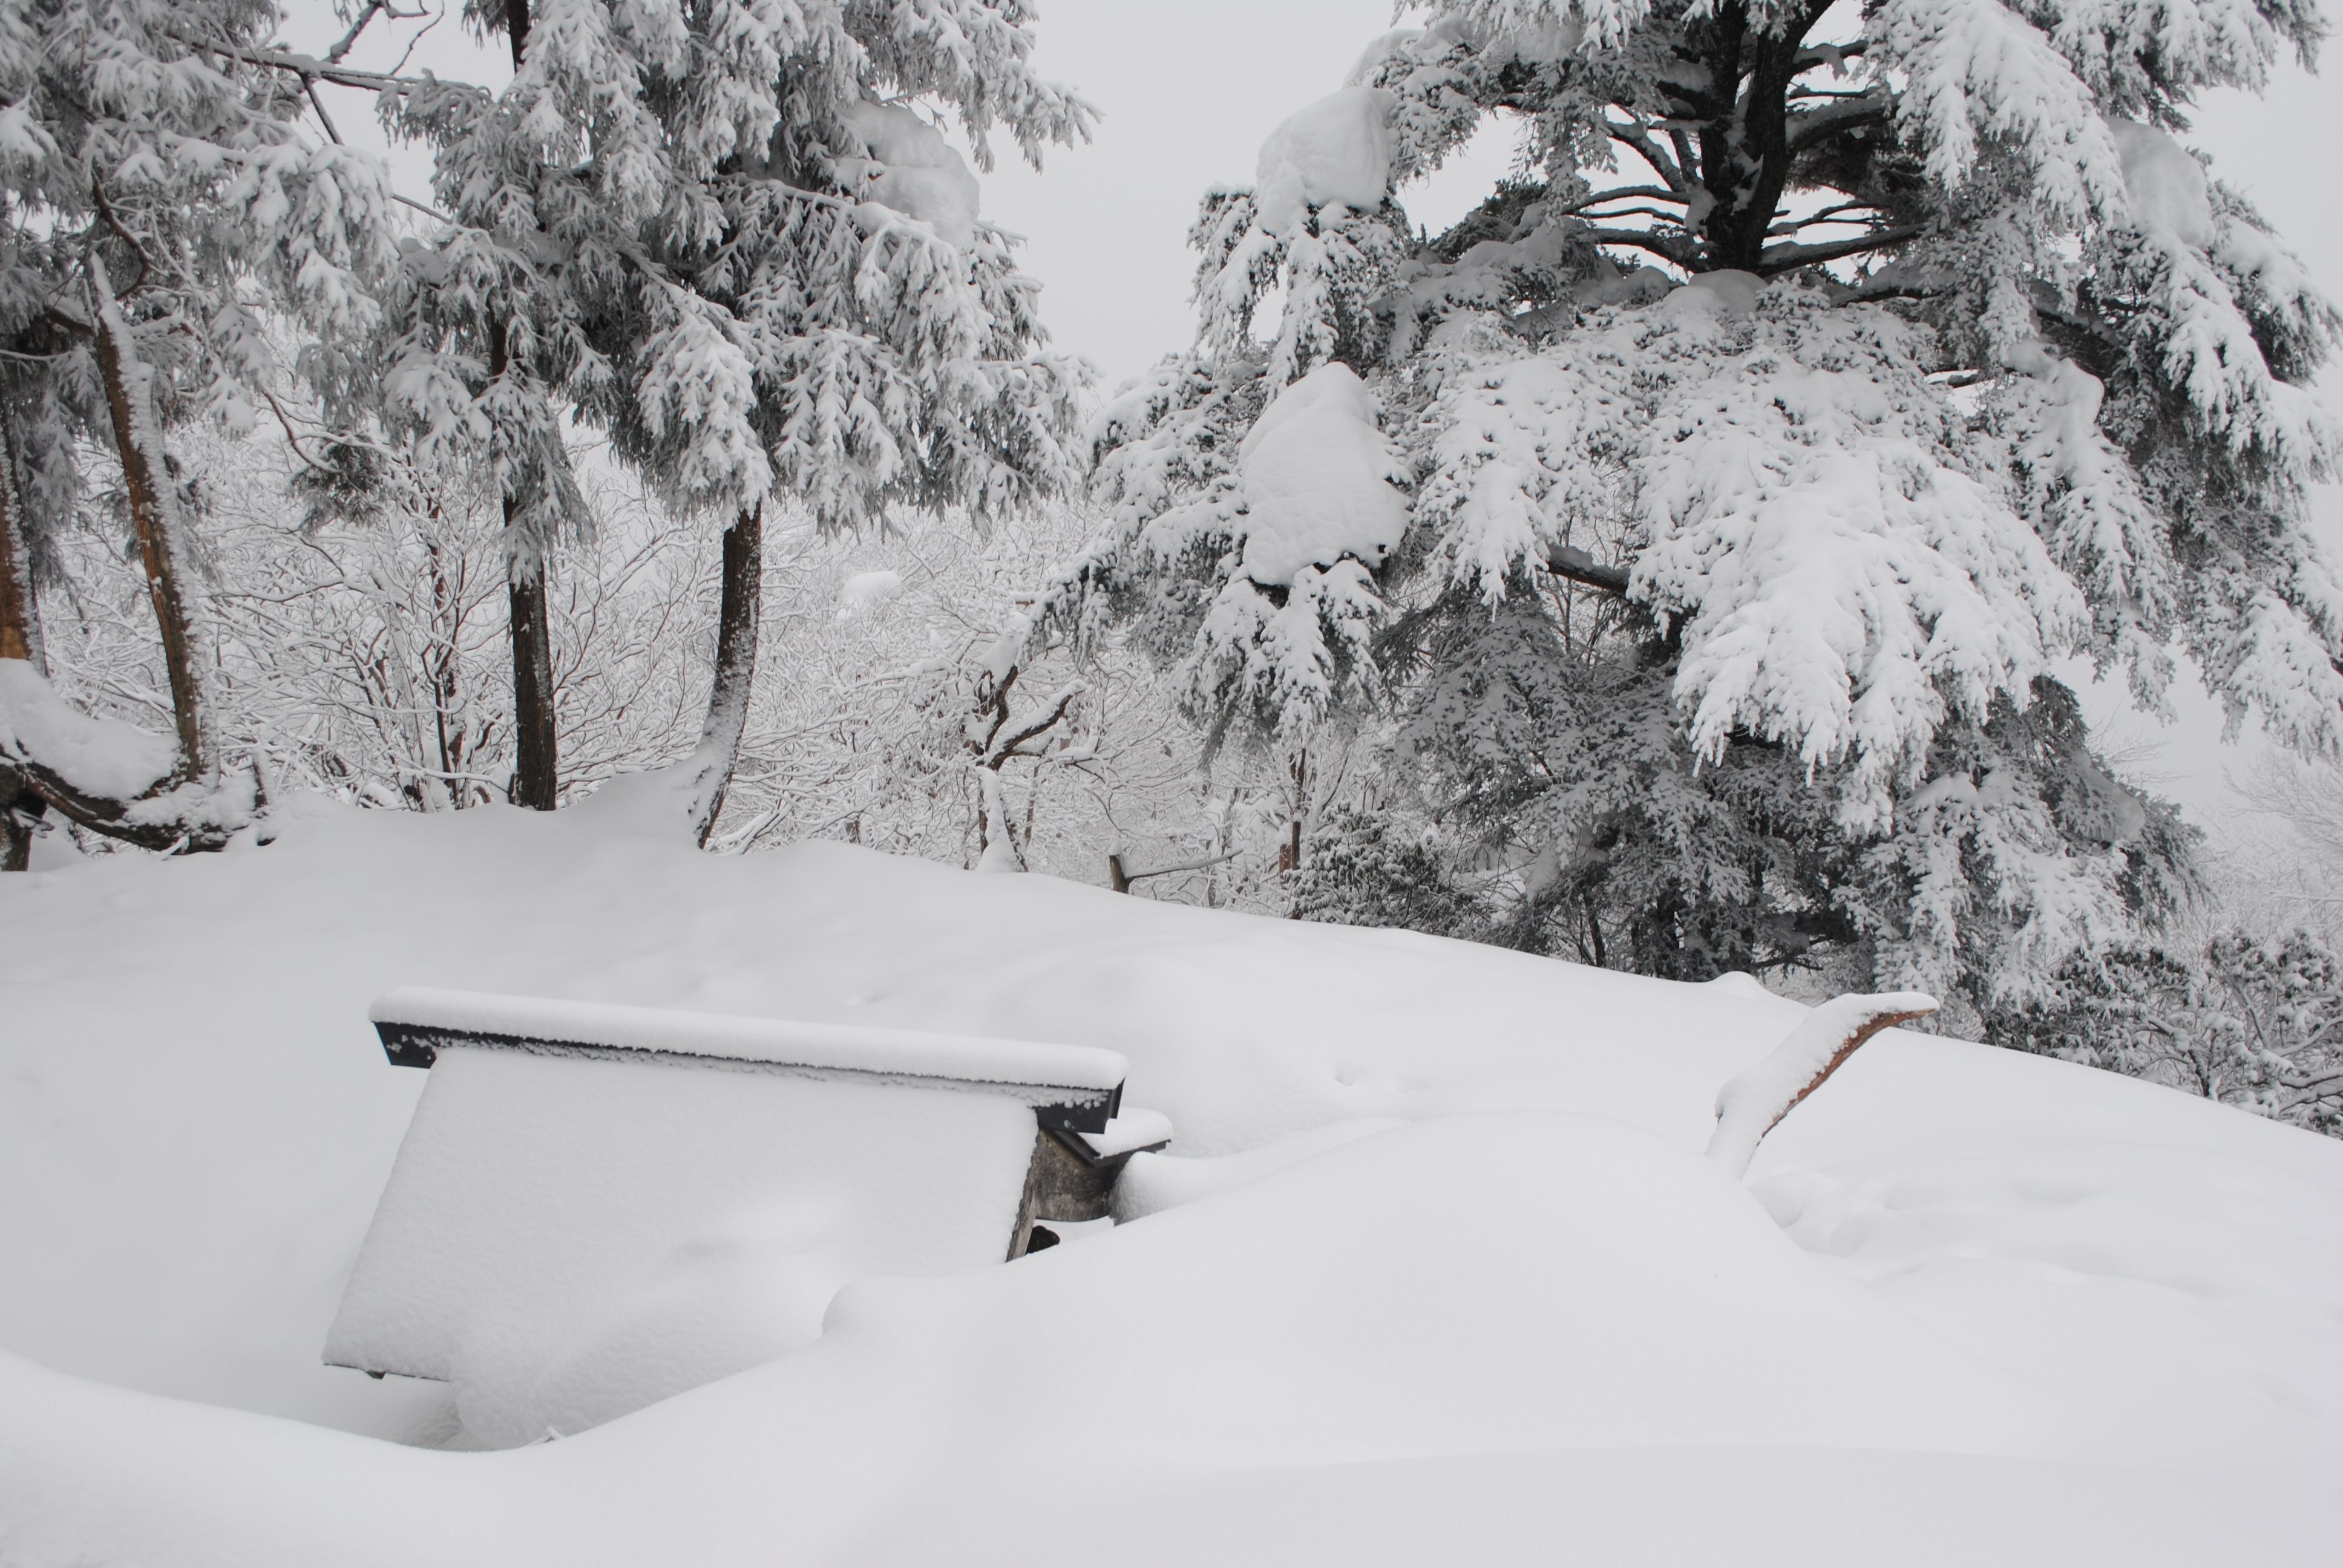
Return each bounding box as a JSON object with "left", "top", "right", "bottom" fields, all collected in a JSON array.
[
  {"left": 587, "top": 0, "right": 1092, "bottom": 844},
  {"left": 378, "top": 0, "right": 1090, "bottom": 838},
  {"left": 0, "top": 0, "right": 401, "bottom": 861},
  {"left": 1057, "top": 0, "right": 2339, "bottom": 1019}
]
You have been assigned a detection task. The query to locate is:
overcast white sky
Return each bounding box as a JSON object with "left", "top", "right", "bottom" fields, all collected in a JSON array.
[{"left": 301, "top": 0, "right": 2343, "bottom": 841}]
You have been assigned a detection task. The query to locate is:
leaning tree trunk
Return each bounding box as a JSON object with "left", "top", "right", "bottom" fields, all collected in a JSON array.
[
  {"left": 0, "top": 424, "right": 36, "bottom": 870},
  {"left": 89, "top": 252, "right": 207, "bottom": 783},
  {"left": 2, "top": 257, "right": 241, "bottom": 856},
  {"left": 0, "top": 420, "right": 34, "bottom": 668},
  {"left": 683, "top": 502, "right": 762, "bottom": 847}
]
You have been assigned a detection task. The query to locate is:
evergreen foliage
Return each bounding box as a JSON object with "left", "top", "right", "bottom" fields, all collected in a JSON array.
[
  {"left": 1052, "top": 0, "right": 2339, "bottom": 1018},
  {"left": 1997, "top": 925, "right": 2343, "bottom": 1135},
  {"left": 372, "top": 0, "right": 1093, "bottom": 823}
]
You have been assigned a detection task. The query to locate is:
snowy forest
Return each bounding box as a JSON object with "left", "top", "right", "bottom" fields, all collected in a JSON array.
[
  {"left": 8, "top": 0, "right": 2343, "bottom": 1558},
  {"left": 6, "top": 0, "right": 2339, "bottom": 1130}
]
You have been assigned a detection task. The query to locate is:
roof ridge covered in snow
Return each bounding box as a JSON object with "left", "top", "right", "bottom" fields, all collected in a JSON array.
[{"left": 369, "top": 987, "right": 1130, "bottom": 1129}]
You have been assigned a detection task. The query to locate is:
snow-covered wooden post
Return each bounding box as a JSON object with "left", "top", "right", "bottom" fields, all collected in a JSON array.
[
  {"left": 1706, "top": 992, "right": 1937, "bottom": 1178},
  {"left": 326, "top": 990, "right": 1136, "bottom": 1413}
]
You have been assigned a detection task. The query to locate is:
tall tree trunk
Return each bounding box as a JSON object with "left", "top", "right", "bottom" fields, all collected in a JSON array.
[
  {"left": 506, "top": 547, "right": 559, "bottom": 809},
  {"left": 504, "top": 0, "right": 531, "bottom": 69},
  {"left": 89, "top": 252, "right": 206, "bottom": 782},
  {"left": 1282, "top": 747, "right": 1307, "bottom": 917},
  {"left": 484, "top": 0, "right": 549, "bottom": 813},
  {"left": 0, "top": 418, "right": 36, "bottom": 667},
  {"left": 6, "top": 258, "right": 238, "bottom": 855},
  {"left": 684, "top": 502, "right": 762, "bottom": 847},
  {"left": 485, "top": 245, "right": 559, "bottom": 809},
  {"left": 0, "top": 420, "right": 38, "bottom": 870}
]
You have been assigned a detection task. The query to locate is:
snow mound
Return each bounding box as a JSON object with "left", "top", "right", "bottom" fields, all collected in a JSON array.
[
  {"left": 1237, "top": 362, "right": 1408, "bottom": 585},
  {"left": 835, "top": 568, "right": 903, "bottom": 616},
  {"left": 0, "top": 1115, "right": 2071, "bottom": 1567},
  {"left": 567, "top": 761, "right": 709, "bottom": 841},
  {"left": 1254, "top": 86, "right": 1392, "bottom": 234},
  {"left": 0, "top": 659, "right": 177, "bottom": 799},
  {"left": 832, "top": 100, "right": 980, "bottom": 250},
  {"left": 4, "top": 805, "right": 2343, "bottom": 1552},
  {"left": 1116, "top": 1116, "right": 1404, "bottom": 1219},
  {"left": 1662, "top": 267, "right": 1763, "bottom": 316}
]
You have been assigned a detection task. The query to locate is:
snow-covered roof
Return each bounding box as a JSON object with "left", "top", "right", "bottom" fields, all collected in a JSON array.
[{"left": 370, "top": 987, "right": 1128, "bottom": 1132}]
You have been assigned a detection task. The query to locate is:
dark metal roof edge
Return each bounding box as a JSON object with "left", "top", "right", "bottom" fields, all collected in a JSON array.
[
  {"left": 321, "top": 1353, "right": 441, "bottom": 1382},
  {"left": 1044, "top": 1121, "right": 1167, "bottom": 1169},
  {"left": 374, "top": 1021, "right": 1122, "bottom": 1134}
]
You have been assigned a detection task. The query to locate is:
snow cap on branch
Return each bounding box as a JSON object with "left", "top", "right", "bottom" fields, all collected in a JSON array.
[
  {"left": 1237, "top": 362, "right": 1407, "bottom": 586},
  {"left": 1254, "top": 87, "right": 1395, "bottom": 236},
  {"left": 832, "top": 99, "right": 983, "bottom": 250}
]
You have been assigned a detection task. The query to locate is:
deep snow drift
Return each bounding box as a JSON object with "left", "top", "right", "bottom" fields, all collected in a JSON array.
[{"left": 3, "top": 798, "right": 2341, "bottom": 1563}]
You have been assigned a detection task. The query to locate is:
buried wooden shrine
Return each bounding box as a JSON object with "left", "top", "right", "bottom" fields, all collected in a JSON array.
[{"left": 324, "top": 988, "right": 1167, "bottom": 1385}]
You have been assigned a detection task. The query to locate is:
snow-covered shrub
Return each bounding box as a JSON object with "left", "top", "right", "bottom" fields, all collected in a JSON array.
[
  {"left": 1997, "top": 927, "right": 2343, "bottom": 1136},
  {"left": 1289, "top": 803, "right": 1487, "bottom": 935}
]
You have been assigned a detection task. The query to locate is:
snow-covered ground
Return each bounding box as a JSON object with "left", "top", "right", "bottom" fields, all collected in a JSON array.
[{"left": 4, "top": 799, "right": 2341, "bottom": 1563}]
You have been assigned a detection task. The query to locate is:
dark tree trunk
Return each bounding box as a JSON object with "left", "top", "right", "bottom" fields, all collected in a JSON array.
[
  {"left": 484, "top": 160, "right": 559, "bottom": 813},
  {"left": 90, "top": 255, "right": 206, "bottom": 782},
  {"left": 506, "top": 549, "right": 559, "bottom": 809},
  {"left": 1677, "top": 0, "right": 1864, "bottom": 275},
  {"left": 1, "top": 427, "right": 36, "bottom": 870},
  {"left": 687, "top": 503, "right": 763, "bottom": 847},
  {"left": 504, "top": 0, "right": 531, "bottom": 68},
  {"left": 5, "top": 263, "right": 258, "bottom": 854},
  {"left": 1, "top": 762, "right": 36, "bottom": 872},
  {"left": 0, "top": 422, "right": 34, "bottom": 667},
  {"left": 484, "top": 0, "right": 551, "bottom": 812}
]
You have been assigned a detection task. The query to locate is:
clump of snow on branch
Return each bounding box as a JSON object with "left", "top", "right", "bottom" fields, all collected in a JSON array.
[
  {"left": 1105, "top": 361, "right": 1407, "bottom": 739},
  {"left": 1872, "top": 0, "right": 2132, "bottom": 227},
  {"left": 836, "top": 569, "right": 905, "bottom": 616},
  {"left": 831, "top": 100, "right": 984, "bottom": 251},
  {"left": 1234, "top": 363, "right": 1408, "bottom": 586},
  {"left": 2103, "top": 119, "right": 2214, "bottom": 248},
  {"left": 1253, "top": 87, "right": 1395, "bottom": 236}
]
